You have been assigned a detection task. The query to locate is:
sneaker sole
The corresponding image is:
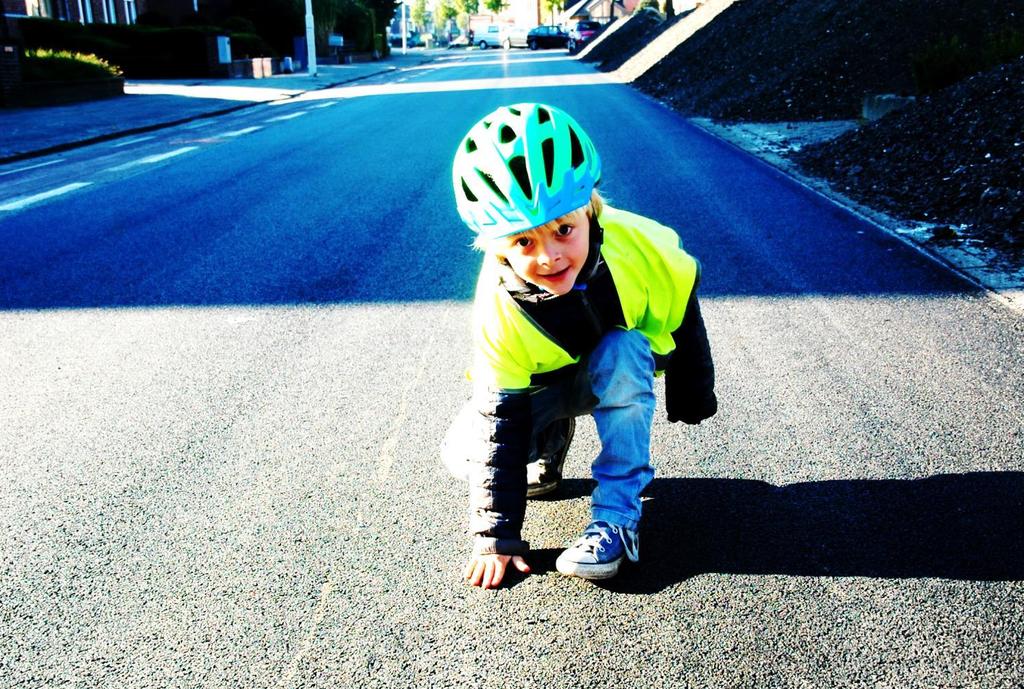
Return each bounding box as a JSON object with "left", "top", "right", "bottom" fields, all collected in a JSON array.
[
  {"left": 525, "top": 417, "right": 575, "bottom": 498},
  {"left": 526, "top": 480, "right": 560, "bottom": 498},
  {"left": 555, "top": 555, "right": 623, "bottom": 580}
]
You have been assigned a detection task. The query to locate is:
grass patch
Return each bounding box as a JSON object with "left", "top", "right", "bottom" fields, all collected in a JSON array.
[{"left": 912, "top": 27, "right": 1024, "bottom": 93}]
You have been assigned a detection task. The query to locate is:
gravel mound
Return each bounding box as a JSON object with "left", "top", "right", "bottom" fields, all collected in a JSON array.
[
  {"left": 792, "top": 57, "right": 1024, "bottom": 260},
  {"left": 619, "top": 0, "right": 1023, "bottom": 262},
  {"left": 633, "top": 0, "right": 1024, "bottom": 121},
  {"left": 581, "top": 9, "right": 673, "bottom": 72}
]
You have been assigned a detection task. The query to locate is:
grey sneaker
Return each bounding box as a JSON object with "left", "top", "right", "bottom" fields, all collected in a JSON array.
[
  {"left": 526, "top": 417, "right": 575, "bottom": 497},
  {"left": 555, "top": 520, "right": 640, "bottom": 580}
]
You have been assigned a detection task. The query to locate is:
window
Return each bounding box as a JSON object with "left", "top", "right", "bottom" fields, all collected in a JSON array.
[
  {"left": 26, "top": 0, "right": 54, "bottom": 17},
  {"left": 124, "top": 0, "right": 136, "bottom": 23},
  {"left": 78, "top": 0, "right": 94, "bottom": 23}
]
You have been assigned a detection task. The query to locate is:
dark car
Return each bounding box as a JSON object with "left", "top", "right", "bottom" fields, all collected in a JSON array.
[
  {"left": 526, "top": 25, "right": 569, "bottom": 50},
  {"left": 567, "top": 19, "right": 601, "bottom": 53}
]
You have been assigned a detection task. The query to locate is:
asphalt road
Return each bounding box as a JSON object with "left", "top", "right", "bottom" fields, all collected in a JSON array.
[{"left": 1, "top": 50, "right": 1023, "bottom": 688}]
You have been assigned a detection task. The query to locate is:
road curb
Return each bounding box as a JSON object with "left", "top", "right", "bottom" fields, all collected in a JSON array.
[{"left": 683, "top": 116, "right": 1024, "bottom": 317}]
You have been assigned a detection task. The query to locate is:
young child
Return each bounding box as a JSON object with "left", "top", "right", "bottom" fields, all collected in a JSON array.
[{"left": 442, "top": 103, "right": 716, "bottom": 588}]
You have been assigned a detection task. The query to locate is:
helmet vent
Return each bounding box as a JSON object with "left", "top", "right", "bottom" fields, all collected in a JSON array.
[
  {"left": 537, "top": 107, "right": 551, "bottom": 124},
  {"left": 569, "top": 127, "right": 585, "bottom": 169},
  {"left": 466, "top": 138, "right": 477, "bottom": 153},
  {"left": 509, "top": 156, "right": 532, "bottom": 200},
  {"left": 461, "top": 178, "right": 478, "bottom": 202},
  {"left": 499, "top": 125, "right": 517, "bottom": 144},
  {"left": 508, "top": 107, "right": 521, "bottom": 116},
  {"left": 541, "top": 137, "right": 555, "bottom": 187},
  {"left": 478, "top": 170, "right": 509, "bottom": 205}
]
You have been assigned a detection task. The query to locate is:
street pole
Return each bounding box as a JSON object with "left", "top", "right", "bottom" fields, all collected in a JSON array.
[
  {"left": 304, "top": 0, "right": 318, "bottom": 77},
  {"left": 401, "top": 2, "right": 407, "bottom": 55}
]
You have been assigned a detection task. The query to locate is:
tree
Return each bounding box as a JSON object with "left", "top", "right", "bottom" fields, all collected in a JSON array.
[
  {"left": 363, "top": 0, "right": 402, "bottom": 51},
  {"left": 435, "top": 0, "right": 457, "bottom": 25},
  {"left": 542, "top": 0, "right": 562, "bottom": 24},
  {"left": 313, "top": 0, "right": 342, "bottom": 50},
  {"left": 454, "top": 0, "right": 478, "bottom": 32},
  {"left": 224, "top": 0, "right": 304, "bottom": 56},
  {"left": 454, "top": 0, "right": 479, "bottom": 16},
  {"left": 483, "top": 0, "right": 505, "bottom": 15},
  {"left": 411, "top": 0, "right": 428, "bottom": 31},
  {"left": 336, "top": 0, "right": 375, "bottom": 51}
]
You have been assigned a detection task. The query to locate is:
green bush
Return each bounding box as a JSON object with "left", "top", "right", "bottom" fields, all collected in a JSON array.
[
  {"left": 18, "top": 17, "right": 128, "bottom": 60},
  {"left": 16, "top": 15, "right": 287, "bottom": 77},
  {"left": 21, "top": 48, "right": 122, "bottom": 81},
  {"left": 138, "top": 10, "right": 173, "bottom": 26},
  {"left": 17, "top": 17, "right": 87, "bottom": 46},
  {"left": 634, "top": 0, "right": 661, "bottom": 13},
  {"left": 87, "top": 23, "right": 214, "bottom": 77},
  {"left": 912, "top": 35, "right": 971, "bottom": 93},
  {"left": 982, "top": 27, "right": 1024, "bottom": 66},
  {"left": 912, "top": 27, "right": 1024, "bottom": 93},
  {"left": 336, "top": 0, "right": 374, "bottom": 52},
  {"left": 229, "top": 31, "right": 275, "bottom": 58},
  {"left": 221, "top": 16, "right": 259, "bottom": 34}
]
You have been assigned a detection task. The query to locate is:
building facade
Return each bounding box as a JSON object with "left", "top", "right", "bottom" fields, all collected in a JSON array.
[
  {"left": 3, "top": 0, "right": 147, "bottom": 24},
  {"left": 560, "top": 0, "right": 631, "bottom": 25},
  {"left": 2, "top": 0, "right": 213, "bottom": 25}
]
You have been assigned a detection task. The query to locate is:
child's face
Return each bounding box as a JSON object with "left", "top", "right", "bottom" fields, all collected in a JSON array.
[{"left": 494, "top": 206, "right": 591, "bottom": 296}]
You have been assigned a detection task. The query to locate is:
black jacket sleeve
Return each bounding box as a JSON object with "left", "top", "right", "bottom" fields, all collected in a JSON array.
[
  {"left": 665, "top": 292, "right": 717, "bottom": 424},
  {"left": 469, "top": 389, "right": 531, "bottom": 555}
]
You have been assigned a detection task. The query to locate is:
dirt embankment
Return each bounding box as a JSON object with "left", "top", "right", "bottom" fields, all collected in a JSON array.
[
  {"left": 581, "top": 9, "right": 678, "bottom": 73},
  {"left": 793, "top": 57, "right": 1024, "bottom": 259},
  {"left": 593, "top": 0, "right": 1023, "bottom": 262},
  {"left": 632, "top": 0, "right": 1024, "bottom": 121}
]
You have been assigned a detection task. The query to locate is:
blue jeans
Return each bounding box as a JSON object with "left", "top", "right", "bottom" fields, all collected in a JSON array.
[{"left": 442, "top": 328, "right": 656, "bottom": 530}]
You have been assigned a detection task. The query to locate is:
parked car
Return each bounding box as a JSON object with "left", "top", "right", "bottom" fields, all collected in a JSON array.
[
  {"left": 476, "top": 24, "right": 503, "bottom": 49},
  {"left": 525, "top": 25, "right": 569, "bottom": 50},
  {"left": 502, "top": 25, "right": 530, "bottom": 49},
  {"left": 567, "top": 19, "right": 602, "bottom": 53},
  {"left": 388, "top": 31, "right": 425, "bottom": 48}
]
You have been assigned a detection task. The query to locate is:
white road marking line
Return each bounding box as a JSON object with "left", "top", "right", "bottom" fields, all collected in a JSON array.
[
  {"left": 278, "top": 579, "right": 336, "bottom": 688},
  {"left": 106, "top": 146, "right": 198, "bottom": 172},
  {"left": 266, "top": 111, "right": 308, "bottom": 122},
  {"left": 0, "top": 182, "right": 91, "bottom": 211},
  {"left": 0, "top": 159, "right": 63, "bottom": 177},
  {"left": 309, "top": 102, "right": 337, "bottom": 109},
  {"left": 375, "top": 342, "right": 431, "bottom": 483},
  {"left": 183, "top": 120, "right": 214, "bottom": 129},
  {"left": 111, "top": 135, "right": 156, "bottom": 147},
  {"left": 222, "top": 126, "right": 263, "bottom": 137}
]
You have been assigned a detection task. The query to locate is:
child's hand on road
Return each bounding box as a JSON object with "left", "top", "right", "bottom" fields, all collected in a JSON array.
[{"left": 464, "top": 553, "right": 530, "bottom": 589}]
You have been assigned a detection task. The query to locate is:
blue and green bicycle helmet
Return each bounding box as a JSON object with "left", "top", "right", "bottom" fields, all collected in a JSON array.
[{"left": 453, "top": 103, "right": 601, "bottom": 239}]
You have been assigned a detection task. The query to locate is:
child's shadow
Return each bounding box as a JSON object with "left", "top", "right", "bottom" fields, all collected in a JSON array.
[{"left": 527, "top": 472, "right": 1024, "bottom": 593}]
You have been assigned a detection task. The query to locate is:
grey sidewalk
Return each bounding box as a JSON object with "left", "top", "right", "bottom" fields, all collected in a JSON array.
[{"left": 0, "top": 48, "right": 446, "bottom": 163}]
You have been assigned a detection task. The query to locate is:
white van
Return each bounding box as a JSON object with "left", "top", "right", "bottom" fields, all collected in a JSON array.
[
  {"left": 475, "top": 24, "right": 529, "bottom": 49},
  {"left": 475, "top": 25, "right": 502, "bottom": 49}
]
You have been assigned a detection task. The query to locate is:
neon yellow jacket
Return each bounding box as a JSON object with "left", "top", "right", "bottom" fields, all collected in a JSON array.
[{"left": 471, "top": 205, "right": 700, "bottom": 391}]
